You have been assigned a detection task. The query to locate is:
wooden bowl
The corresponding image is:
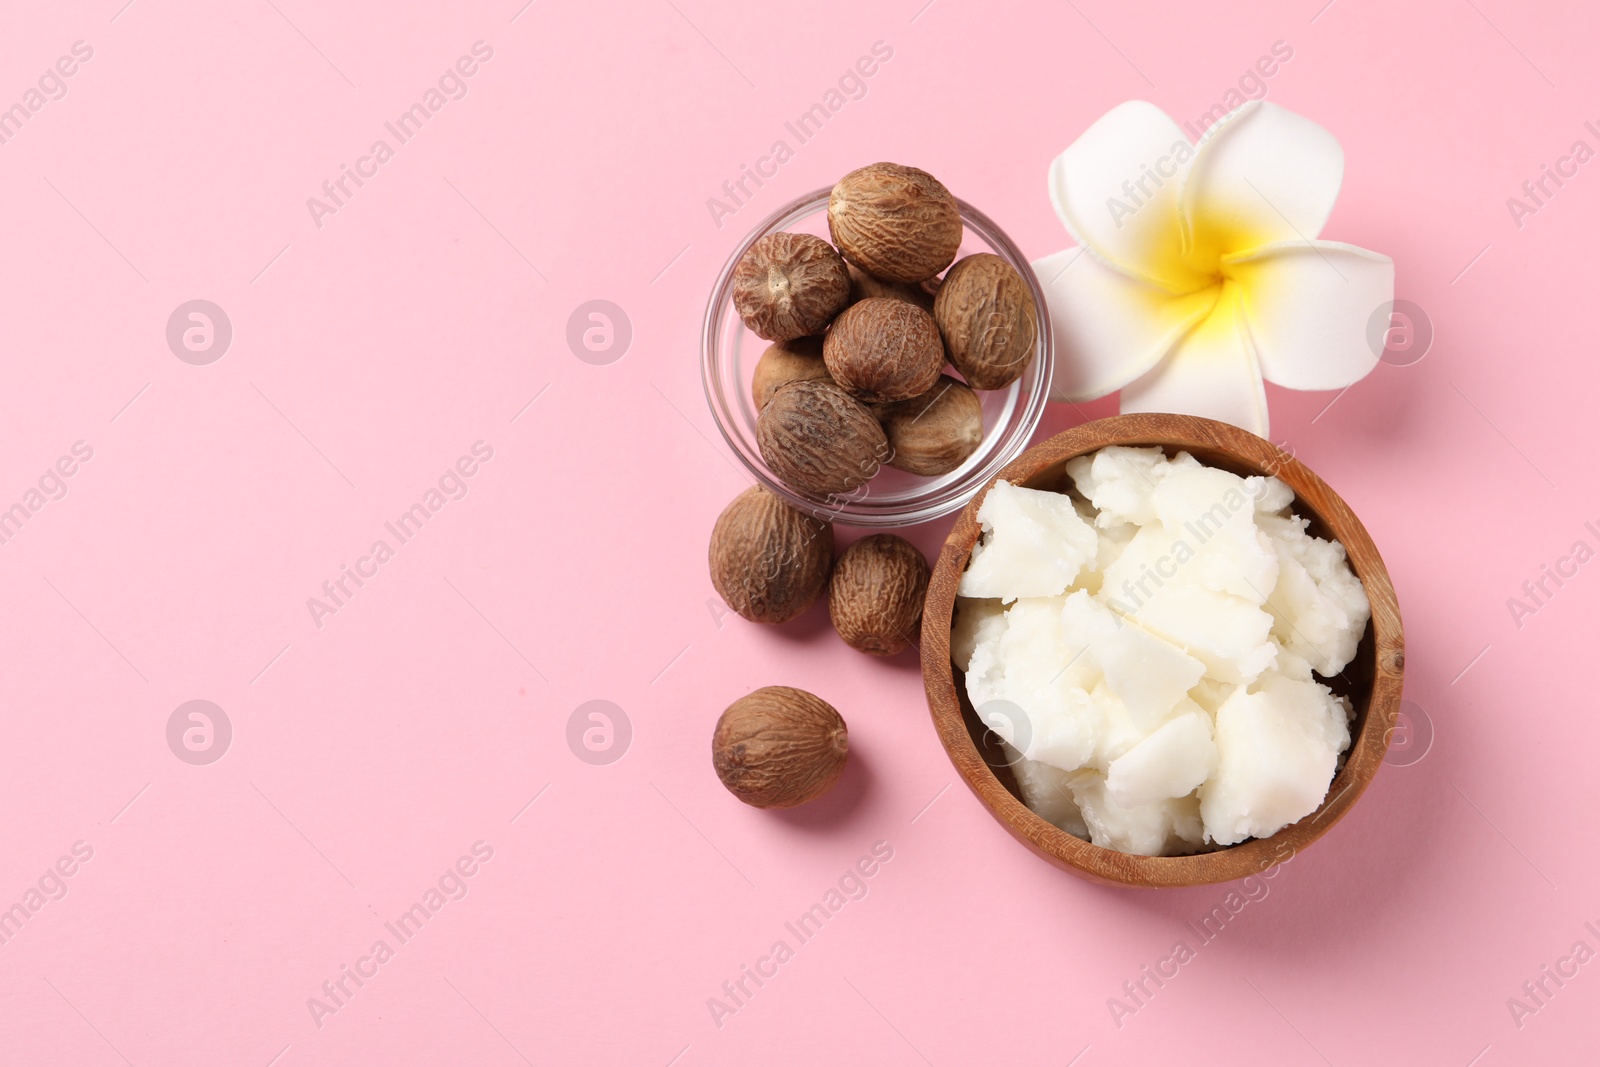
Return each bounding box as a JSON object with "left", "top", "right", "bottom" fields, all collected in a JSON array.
[{"left": 921, "top": 413, "right": 1404, "bottom": 888}]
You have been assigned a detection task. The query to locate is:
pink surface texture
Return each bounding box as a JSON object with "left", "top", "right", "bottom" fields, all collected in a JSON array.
[{"left": 0, "top": 0, "right": 1594, "bottom": 1063}]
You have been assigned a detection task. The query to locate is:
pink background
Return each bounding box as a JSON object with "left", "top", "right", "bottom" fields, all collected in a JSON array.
[{"left": 0, "top": 0, "right": 1593, "bottom": 1063}]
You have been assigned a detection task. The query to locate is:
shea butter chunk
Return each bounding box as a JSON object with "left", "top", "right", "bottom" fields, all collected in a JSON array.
[
  {"left": 1060, "top": 591, "right": 1205, "bottom": 733},
  {"left": 1149, "top": 463, "right": 1279, "bottom": 603},
  {"left": 1107, "top": 705, "right": 1216, "bottom": 808},
  {"left": 1068, "top": 772, "right": 1203, "bottom": 856},
  {"left": 1199, "top": 673, "right": 1352, "bottom": 846},
  {"left": 1025, "top": 688, "right": 1107, "bottom": 771},
  {"left": 962, "top": 608, "right": 1010, "bottom": 708},
  {"left": 1085, "top": 681, "right": 1148, "bottom": 768},
  {"left": 1253, "top": 475, "right": 1295, "bottom": 514},
  {"left": 970, "top": 597, "right": 1100, "bottom": 771},
  {"left": 1004, "top": 745, "right": 1089, "bottom": 838},
  {"left": 1116, "top": 582, "right": 1277, "bottom": 686},
  {"left": 960, "top": 481, "right": 1098, "bottom": 600},
  {"left": 1065, "top": 446, "right": 1196, "bottom": 527},
  {"left": 1260, "top": 513, "right": 1370, "bottom": 675},
  {"left": 951, "top": 597, "right": 1005, "bottom": 673}
]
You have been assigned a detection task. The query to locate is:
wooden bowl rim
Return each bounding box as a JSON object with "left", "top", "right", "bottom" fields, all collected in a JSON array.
[{"left": 920, "top": 413, "right": 1405, "bottom": 888}]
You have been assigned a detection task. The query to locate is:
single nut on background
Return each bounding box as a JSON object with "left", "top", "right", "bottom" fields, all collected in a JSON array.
[
  {"left": 846, "top": 263, "right": 934, "bottom": 311},
  {"left": 712, "top": 686, "right": 849, "bottom": 808},
  {"left": 757, "top": 379, "right": 889, "bottom": 497},
  {"left": 752, "top": 336, "right": 830, "bottom": 410},
  {"left": 823, "top": 298, "right": 945, "bottom": 403},
  {"left": 829, "top": 534, "right": 931, "bottom": 656},
  {"left": 708, "top": 485, "right": 834, "bottom": 624},
  {"left": 732, "top": 232, "right": 851, "bottom": 341},
  {"left": 873, "top": 375, "right": 984, "bottom": 476},
  {"left": 828, "top": 163, "right": 962, "bottom": 284},
  {"left": 933, "top": 253, "right": 1038, "bottom": 390}
]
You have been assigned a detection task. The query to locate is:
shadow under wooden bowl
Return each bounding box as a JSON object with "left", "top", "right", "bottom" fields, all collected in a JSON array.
[{"left": 920, "top": 413, "right": 1405, "bottom": 888}]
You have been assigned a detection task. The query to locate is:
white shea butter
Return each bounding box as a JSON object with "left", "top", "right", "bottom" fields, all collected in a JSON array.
[
  {"left": 954, "top": 447, "right": 1371, "bottom": 855},
  {"left": 959, "top": 480, "right": 1098, "bottom": 601}
]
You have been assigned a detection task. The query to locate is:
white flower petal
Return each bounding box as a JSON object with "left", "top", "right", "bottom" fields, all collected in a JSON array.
[
  {"left": 1225, "top": 239, "right": 1395, "bottom": 391},
  {"left": 1120, "top": 284, "right": 1270, "bottom": 436},
  {"left": 1034, "top": 248, "right": 1221, "bottom": 403},
  {"left": 1048, "top": 100, "right": 1212, "bottom": 293},
  {"left": 1180, "top": 101, "right": 1344, "bottom": 271}
]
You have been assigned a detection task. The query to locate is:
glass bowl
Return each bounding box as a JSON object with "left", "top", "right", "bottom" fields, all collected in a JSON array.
[{"left": 701, "top": 188, "right": 1054, "bottom": 528}]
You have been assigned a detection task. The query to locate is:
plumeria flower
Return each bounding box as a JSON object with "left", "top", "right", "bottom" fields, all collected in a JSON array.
[{"left": 1034, "top": 100, "right": 1394, "bottom": 436}]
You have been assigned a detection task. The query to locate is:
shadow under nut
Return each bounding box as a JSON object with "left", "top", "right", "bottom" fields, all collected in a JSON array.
[{"left": 757, "top": 379, "right": 888, "bottom": 496}]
